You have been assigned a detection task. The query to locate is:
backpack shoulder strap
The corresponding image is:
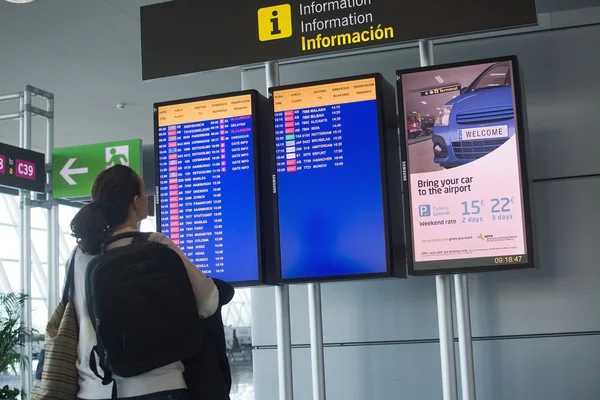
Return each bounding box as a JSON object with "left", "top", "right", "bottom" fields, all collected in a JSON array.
[
  {"left": 132, "top": 232, "right": 152, "bottom": 244},
  {"left": 62, "top": 247, "right": 78, "bottom": 304}
]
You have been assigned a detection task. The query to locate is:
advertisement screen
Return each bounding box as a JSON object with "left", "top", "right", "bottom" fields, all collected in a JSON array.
[
  {"left": 397, "top": 57, "right": 534, "bottom": 274},
  {"left": 155, "top": 93, "right": 261, "bottom": 284},
  {"left": 272, "top": 76, "right": 393, "bottom": 281}
]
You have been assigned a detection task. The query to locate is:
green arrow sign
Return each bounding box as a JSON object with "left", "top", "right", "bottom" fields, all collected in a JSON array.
[{"left": 53, "top": 139, "right": 142, "bottom": 199}]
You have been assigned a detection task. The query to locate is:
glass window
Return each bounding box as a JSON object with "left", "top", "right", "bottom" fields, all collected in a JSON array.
[
  {"left": 31, "top": 229, "right": 48, "bottom": 263},
  {"left": 1, "top": 261, "right": 20, "bottom": 293},
  {"left": 58, "top": 204, "right": 79, "bottom": 234},
  {"left": 59, "top": 204, "right": 81, "bottom": 263},
  {"left": 0, "top": 225, "right": 20, "bottom": 260},
  {"left": 32, "top": 263, "right": 46, "bottom": 299},
  {"left": 31, "top": 207, "right": 47, "bottom": 230},
  {"left": 1, "top": 261, "right": 43, "bottom": 298},
  {"left": 31, "top": 299, "right": 48, "bottom": 334},
  {"left": 223, "top": 289, "right": 254, "bottom": 400},
  {"left": 0, "top": 196, "right": 13, "bottom": 224}
]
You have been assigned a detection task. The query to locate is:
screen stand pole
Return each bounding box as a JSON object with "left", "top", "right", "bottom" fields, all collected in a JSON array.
[
  {"left": 436, "top": 275, "right": 458, "bottom": 400},
  {"left": 19, "top": 88, "right": 34, "bottom": 399},
  {"left": 419, "top": 38, "right": 459, "bottom": 400},
  {"left": 266, "top": 61, "right": 294, "bottom": 400},
  {"left": 275, "top": 284, "right": 294, "bottom": 400},
  {"left": 308, "top": 283, "right": 326, "bottom": 399},
  {"left": 454, "top": 274, "right": 476, "bottom": 400}
]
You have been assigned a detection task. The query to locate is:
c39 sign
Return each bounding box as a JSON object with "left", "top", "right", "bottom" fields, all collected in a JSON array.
[
  {"left": 140, "top": 0, "right": 537, "bottom": 80},
  {"left": 0, "top": 142, "right": 46, "bottom": 193}
]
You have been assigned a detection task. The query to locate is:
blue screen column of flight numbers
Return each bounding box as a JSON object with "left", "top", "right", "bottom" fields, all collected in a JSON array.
[
  {"left": 157, "top": 112, "right": 260, "bottom": 283},
  {"left": 273, "top": 79, "right": 388, "bottom": 280}
]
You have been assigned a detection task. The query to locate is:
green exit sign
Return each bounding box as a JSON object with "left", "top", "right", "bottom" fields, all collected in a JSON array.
[{"left": 53, "top": 140, "right": 142, "bottom": 199}]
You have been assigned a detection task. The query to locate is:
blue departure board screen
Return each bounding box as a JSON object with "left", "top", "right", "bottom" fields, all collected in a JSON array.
[
  {"left": 272, "top": 77, "right": 391, "bottom": 281},
  {"left": 155, "top": 93, "right": 261, "bottom": 284}
]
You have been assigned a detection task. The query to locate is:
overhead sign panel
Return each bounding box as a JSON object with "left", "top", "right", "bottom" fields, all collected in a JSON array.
[
  {"left": 0, "top": 142, "right": 46, "bottom": 193},
  {"left": 53, "top": 140, "right": 142, "bottom": 199},
  {"left": 141, "top": 0, "right": 537, "bottom": 79},
  {"left": 396, "top": 56, "right": 536, "bottom": 275}
]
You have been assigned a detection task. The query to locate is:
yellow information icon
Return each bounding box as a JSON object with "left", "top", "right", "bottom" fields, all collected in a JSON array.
[{"left": 258, "top": 4, "right": 292, "bottom": 42}]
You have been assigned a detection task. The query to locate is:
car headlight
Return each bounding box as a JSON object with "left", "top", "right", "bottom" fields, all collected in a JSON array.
[{"left": 435, "top": 105, "right": 453, "bottom": 127}]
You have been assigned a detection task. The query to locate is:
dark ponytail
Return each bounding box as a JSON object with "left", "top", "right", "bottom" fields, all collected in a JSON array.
[{"left": 70, "top": 165, "right": 142, "bottom": 255}]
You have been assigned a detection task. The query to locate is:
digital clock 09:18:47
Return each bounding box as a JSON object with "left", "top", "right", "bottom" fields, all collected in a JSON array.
[{"left": 494, "top": 255, "right": 524, "bottom": 264}]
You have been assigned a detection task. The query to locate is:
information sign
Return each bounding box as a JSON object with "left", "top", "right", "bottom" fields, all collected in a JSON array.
[
  {"left": 0, "top": 142, "right": 46, "bottom": 193},
  {"left": 271, "top": 74, "right": 405, "bottom": 282},
  {"left": 53, "top": 140, "right": 142, "bottom": 199},
  {"left": 140, "top": 0, "right": 537, "bottom": 79},
  {"left": 396, "top": 56, "right": 535, "bottom": 275}
]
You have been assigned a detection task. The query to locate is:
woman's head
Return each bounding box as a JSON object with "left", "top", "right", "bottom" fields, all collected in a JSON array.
[{"left": 70, "top": 165, "right": 148, "bottom": 254}]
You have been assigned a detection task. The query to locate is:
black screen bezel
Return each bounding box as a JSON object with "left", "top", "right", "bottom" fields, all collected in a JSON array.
[
  {"left": 396, "top": 55, "right": 536, "bottom": 276},
  {"left": 268, "top": 73, "right": 397, "bottom": 283},
  {"left": 153, "top": 90, "right": 267, "bottom": 287}
]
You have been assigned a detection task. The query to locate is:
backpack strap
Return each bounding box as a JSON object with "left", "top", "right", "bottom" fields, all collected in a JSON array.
[
  {"left": 90, "top": 346, "right": 118, "bottom": 399},
  {"left": 132, "top": 232, "right": 152, "bottom": 244},
  {"left": 62, "top": 247, "right": 78, "bottom": 303},
  {"left": 101, "top": 231, "right": 148, "bottom": 252}
]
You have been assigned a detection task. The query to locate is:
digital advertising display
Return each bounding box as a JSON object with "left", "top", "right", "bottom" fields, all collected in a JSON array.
[
  {"left": 397, "top": 56, "right": 535, "bottom": 275},
  {"left": 270, "top": 74, "right": 405, "bottom": 282},
  {"left": 0, "top": 142, "right": 46, "bottom": 193},
  {"left": 154, "top": 91, "right": 272, "bottom": 286}
]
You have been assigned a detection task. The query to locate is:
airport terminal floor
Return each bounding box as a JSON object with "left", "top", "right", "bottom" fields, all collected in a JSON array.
[{"left": 1, "top": 1, "right": 600, "bottom": 400}]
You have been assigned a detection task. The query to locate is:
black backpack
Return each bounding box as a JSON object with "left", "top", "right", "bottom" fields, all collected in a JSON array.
[{"left": 85, "top": 232, "right": 204, "bottom": 398}]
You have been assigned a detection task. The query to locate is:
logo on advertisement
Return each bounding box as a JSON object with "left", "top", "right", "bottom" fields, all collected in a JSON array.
[
  {"left": 419, "top": 205, "right": 431, "bottom": 217},
  {"left": 258, "top": 4, "right": 292, "bottom": 42}
]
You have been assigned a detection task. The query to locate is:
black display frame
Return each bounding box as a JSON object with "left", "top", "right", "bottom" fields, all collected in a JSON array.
[
  {"left": 268, "top": 73, "right": 407, "bottom": 284},
  {"left": 396, "top": 55, "right": 536, "bottom": 276},
  {"left": 153, "top": 90, "right": 277, "bottom": 287}
]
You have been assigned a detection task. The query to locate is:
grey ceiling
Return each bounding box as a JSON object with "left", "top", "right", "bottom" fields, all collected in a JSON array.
[
  {"left": 0, "top": 0, "right": 243, "bottom": 151},
  {"left": 0, "top": 0, "right": 598, "bottom": 152}
]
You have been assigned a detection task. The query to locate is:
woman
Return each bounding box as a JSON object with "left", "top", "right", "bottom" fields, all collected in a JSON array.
[{"left": 70, "top": 165, "right": 219, "bottom": 400}]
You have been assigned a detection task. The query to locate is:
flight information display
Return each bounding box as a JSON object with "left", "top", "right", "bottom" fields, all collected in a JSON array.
[
  {"left": 272, "top": 76, "right": 401, "bottom": 282},
  {"left": 155, "top": 93, "right": 262, "bottom": 284},
  {"left": 397, "top": 56, "right": 535, "bottom": 275}
]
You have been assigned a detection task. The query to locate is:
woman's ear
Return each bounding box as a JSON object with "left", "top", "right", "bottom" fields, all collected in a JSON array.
[{"left": 133, "top": 195, "right": 141, "bottom": 212}]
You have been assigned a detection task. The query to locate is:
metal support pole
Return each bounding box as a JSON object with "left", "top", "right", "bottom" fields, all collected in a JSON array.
[
  {"left": 0, "top": 113, "right": 21, "bottom": 121},
  {"left": 266, "top": 61, "right": 280, "bottom": 91},
  {"left": 0, "top": 92, "right": 21, "bottom": 102},
  {"left": 266, "top": 61, "right": 294, "bottom": 400},
  {"left": 46, "top": 95, "right": 60, "bottom": 315},
  {"left": 19, "top": 90, "right": 33, "bottom": 398},
  {"left": 308, "top": 283, "right": 326, "bottom": 400},
  {"left": 275, "top": 285, "right": 294, "bottom": 400},
  {"left": 454, "top": 274, "right": 476, "bottom": 400},
  {"left": 419, "top": 39, "right": 435, "bottom": 67},
  {"left": 420, "top": 38, "right": 459, "bottom": 400},
  {"left": 436, "top": 276, "right": 458, "bottom": 400}
]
